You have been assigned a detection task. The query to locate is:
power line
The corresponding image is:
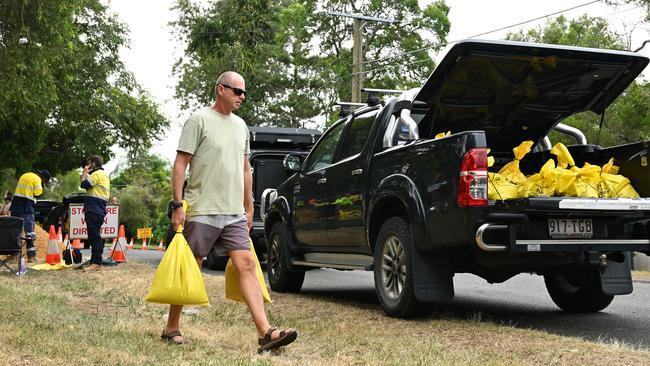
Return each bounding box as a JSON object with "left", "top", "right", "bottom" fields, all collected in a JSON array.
[{"left": 358, "top": 0, "right": 602, "bottom": 73}]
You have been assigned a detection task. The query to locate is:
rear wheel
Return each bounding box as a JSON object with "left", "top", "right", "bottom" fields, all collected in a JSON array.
[
  {"left": 544, "top": 268, "right": 614, "bottom": 312},
  {"left": 374, "top": 217, "right": 429, "bottom": 318},
  {"left": 205, "top": 247, "right": 228, "bottom": 271},
  {"left": 267, "top": 221, "right": 304, "bottom": 292}
]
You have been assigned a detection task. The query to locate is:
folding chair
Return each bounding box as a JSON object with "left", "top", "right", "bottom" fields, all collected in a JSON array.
[{"left": 0, "top": 216, "right": 26, "bottom": 275}]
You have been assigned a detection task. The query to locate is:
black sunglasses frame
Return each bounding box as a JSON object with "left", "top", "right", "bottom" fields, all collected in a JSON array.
[{"left": 219, "top": 83, "right": 246, "bottom": 96}]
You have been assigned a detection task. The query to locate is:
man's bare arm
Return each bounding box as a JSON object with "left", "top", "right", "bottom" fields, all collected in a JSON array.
[{"left": 171, "top": 152, "right": 192, "bottom": 230}]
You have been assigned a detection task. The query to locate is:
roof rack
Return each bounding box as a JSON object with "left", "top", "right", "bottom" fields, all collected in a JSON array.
[
  {"left": 335, "top": 102, "right": 367, "bottom": 118},
  {"left": 361, "top": 88, "right": 404, "bottom": 106}
]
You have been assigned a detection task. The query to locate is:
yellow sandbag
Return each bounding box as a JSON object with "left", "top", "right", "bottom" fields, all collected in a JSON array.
[
  {"left": 497, "top": 141, "right": 534, "bottom": 186},
  {"left": 523, "top": 159, "right": 557, "bottom": 197},
  {"left": 488, "top": 172, "right": 519, "bottom": 199},
  {"left": 566, "top": 163, "right": 601, "bottom": 198},
  {"left": 225, "top": 239, "right": 271, "bottom": 304},
  {"left": 551, "top": 143, "right": 578, "bottom": 196},
  {"left": 31, "top": 262, "right": 71, "bottom": 270},
  {"left": 599, "top": 158, "right": 640, "bottom": 198},
  {"left": 145, "top": 226, "right": 209, "bottom": 306},
  {"left": 435, "top": 131, "right": 451, "bottom": 139},
  {"left": 550, "top": 142, "right": 575, "bottom": 168}
]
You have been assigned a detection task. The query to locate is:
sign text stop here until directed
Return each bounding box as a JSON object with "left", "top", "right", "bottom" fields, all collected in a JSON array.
[{"left": 69, "top": 204, "right": 119, "bottom": 239}]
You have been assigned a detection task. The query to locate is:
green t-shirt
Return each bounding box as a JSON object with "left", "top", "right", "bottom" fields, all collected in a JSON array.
[{"left": 177, "top": 107, "right": 250, "bottom": 216}]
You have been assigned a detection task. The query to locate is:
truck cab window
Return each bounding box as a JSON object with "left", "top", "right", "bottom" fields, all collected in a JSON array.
[
  {"left": 338, "top": 110, "right": 377, "bottom": 161},
  {"left": 305, "top": 121, "right": 346, "bottom": 172}
]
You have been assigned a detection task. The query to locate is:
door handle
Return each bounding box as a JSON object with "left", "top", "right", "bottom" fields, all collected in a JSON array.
[
  {"left": 317, "top": 178, "right": 327, "bottom": 184},
  {"left": 351, "top": 169, "right": 363, "bottom": 176}
]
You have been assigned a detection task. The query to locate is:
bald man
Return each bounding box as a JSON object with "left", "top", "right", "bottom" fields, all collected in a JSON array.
[{"left": 162, "top": 71, "right": 297, "bottom": 352}]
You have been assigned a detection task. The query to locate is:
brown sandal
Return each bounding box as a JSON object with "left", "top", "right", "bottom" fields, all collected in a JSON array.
[
  {"left": 161, "top": 330, "right": 190, "bottom": 345},
  {"left": 257, "top": 328, "right": 297, "bottom": 353}
]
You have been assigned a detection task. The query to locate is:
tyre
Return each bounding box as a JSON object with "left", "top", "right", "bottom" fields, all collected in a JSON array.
[
  {"left": 205, "top": 246, "right": 229, "bottom": 271},
  {"left": 373, "top": 217, "right": 429, "bottom": 318},
  {"left": 267, "top": 221, "right": 304, "bottom": 292},
  {"left": 544, "top": 268, "right": 614, "bottom": 312}
]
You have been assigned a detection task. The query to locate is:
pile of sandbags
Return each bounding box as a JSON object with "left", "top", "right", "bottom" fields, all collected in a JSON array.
[{"left": 488, "top": 141, "right": 639, "bottom": 200}]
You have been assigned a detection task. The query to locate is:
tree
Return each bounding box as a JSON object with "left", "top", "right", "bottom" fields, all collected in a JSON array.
[
  {"left": 171, "top": 0, "right": 451, "bottom": 127},
  {"left": 0, "top": 0, "right": 169, "bottom": 176},
  {"left": 111, "top": 153, "right": 171, "bottom": 239},
  {"left": 506, "top": 15, "right": 650, "bottom": 147}
]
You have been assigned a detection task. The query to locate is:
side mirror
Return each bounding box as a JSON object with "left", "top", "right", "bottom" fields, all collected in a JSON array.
[{"left": 283, "top": 154, "right": 303, "bottom": 172}]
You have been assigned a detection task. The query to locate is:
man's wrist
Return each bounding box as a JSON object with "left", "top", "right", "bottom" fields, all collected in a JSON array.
[{"left": 171, "top": 201, "right": 183, "bottom": 210}]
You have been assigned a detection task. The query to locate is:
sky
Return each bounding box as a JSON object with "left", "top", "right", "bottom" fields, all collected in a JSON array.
[{"left": 105, "top": 0, "right": 650, "bottom": 173}]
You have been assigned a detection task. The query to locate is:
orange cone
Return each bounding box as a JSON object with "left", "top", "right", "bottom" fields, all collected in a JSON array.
[
  {"left": 111, "top": 225, "right": 128, "bottom": 263},
  {"left": 157, "top": 239, "right": 164, "bottom": 251},
  {"left": 108, "top": 237, "right": 117, "bottom": 256},
  {"left": 71, "top": 239, "right": 83, "bottom": 250},
  {"left": 127, "top": 238, "right": 134, "bottom": 250},
  {"left": 141, "top": 238, "right": 148, "bottom": 250},
  {"left": 45, "top": 225, "right": 61, "bottom": 265},
  {"left": 57, "top": 226, "right": 63, "bottom": 244}
]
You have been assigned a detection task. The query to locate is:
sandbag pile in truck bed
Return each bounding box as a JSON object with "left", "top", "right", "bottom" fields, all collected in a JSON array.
[{"left": 487, "top": 141, "right": 639, "bottom": 200}]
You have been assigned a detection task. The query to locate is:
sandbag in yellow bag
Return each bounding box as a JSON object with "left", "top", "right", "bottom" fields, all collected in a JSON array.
[
  {"left": 145, "top": 225, "right": 209, "bottom": 306},
  {"left": 551, "top": 143, "right": 577, "bottom": 196},
  {"left": 523, "top": 159, "right": 557, "bottom": 197},
  {"left": 599, "top": 158, "right": 640, "bottom": 198},
  {"left": 498, "top": 140, "right": 534, "bottom": 186},
  {"left": 225, "top": 239, "right": 272, "bottom": 304},
  {"left": 566, "top": 163, "right": 601, "bottom": 198},
  {"left": 487, "top": 152, "right": 518, "bottom": 199}
]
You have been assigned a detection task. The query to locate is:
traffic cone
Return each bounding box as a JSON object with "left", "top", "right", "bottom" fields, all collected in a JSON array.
[
  {"left": 111, "top": 225, "right": 127, "bottom": 263},
  {"left": 157, "top": 239, "right": 164, "bottom": 251},
  {"left": 57, "top": 226, "right": 63, "bottom": 244},
  {"left": 141, "top": 238, "right": 147, "bottom": 250},
  {"left": 45, "top": 225, "right": 61, "bottom": 265},
  {"left": 71, "top": 239, "right": 83, "bottom": 250},
  {"left": 108, "top": 237, "right": 117, "bottom": 256},
  {"left": 127, "top": 237, "right": 134, "bottom": 250}
]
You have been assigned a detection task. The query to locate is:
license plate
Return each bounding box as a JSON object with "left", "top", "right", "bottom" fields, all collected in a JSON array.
[{"left": 548, "top": 218, "right": 593, "bottom": 238}]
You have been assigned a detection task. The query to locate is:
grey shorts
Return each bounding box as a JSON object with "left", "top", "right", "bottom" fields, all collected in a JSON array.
[{"left": 184, "top": 215, "right": 250, "bottom": 257}]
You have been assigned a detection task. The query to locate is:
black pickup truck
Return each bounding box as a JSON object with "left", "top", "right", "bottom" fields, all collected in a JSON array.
[
  {"left": 262, "top": 40, "right": 650, "bottom": 318},
  {"left": 204, "top": 126, "right": 321, "bottom": 269}
]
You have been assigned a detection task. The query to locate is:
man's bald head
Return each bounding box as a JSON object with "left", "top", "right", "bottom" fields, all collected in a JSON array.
[{"left": 216, "top": 71, "right": 244, "bottom": 86}]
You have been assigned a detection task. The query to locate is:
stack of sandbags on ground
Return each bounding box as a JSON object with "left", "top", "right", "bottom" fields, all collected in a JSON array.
[{"left": 488, "top": 141, "right": 533, "bottom": 200}]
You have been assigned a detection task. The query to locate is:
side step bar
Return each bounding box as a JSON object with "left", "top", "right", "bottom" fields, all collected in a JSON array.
[
  {"left": 291, "top": 253, "right": 373, "bottom": 271},
  {"left": 476, "top": 223, "right": 650, "bottom": 251}
]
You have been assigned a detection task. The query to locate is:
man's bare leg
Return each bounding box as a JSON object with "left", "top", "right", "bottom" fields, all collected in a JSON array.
[{"left": 229, "top": 249, "right": 270, "bottom": 337}]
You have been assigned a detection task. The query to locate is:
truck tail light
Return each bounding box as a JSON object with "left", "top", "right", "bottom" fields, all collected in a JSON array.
[{"left": 458, "top": 148, "right": 488, "bottom": 207}]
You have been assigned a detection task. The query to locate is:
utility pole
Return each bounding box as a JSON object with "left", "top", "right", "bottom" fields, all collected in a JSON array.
[{"left": 328, "top": 11, "right": 393, "bottom": 103}]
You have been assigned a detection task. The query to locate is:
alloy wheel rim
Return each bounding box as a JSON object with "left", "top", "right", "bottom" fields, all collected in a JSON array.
[
  {"left": 380, "top": 235, "right": 406, "bottom": 300},
  {"left": 270, "top": 234, "right": 281, "bottom": 278}
]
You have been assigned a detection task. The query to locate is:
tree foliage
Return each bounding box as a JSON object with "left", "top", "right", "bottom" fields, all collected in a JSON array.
[
  {"left": 171, "top": 0, "right": 450, "bottom": 127},
  {"left": 111, "top": 153, "right": 171, "bottom": 239},
  {"left": 0, "top": 0, "right": 169, "bottom": 176},
  {"left": 506, "top": 15, "right": 650, "bottom": 147}
]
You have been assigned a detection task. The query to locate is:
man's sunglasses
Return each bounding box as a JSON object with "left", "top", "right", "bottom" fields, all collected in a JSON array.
[{"left": 219, "top": 83, "right": 246, "bottom": 96}]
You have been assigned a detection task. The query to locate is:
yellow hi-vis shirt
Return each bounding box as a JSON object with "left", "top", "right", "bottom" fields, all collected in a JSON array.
[
  {"left": 85, "top": 169, "right": 110, "bottom": 201},
  {"left": 14, "top": 172, "right": 43, "bottom": 202}
]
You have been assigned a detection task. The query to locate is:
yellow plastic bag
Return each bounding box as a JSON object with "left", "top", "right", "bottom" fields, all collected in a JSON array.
[
  {"left": 551, "top": 143, "right": 578, "bottom": 196},
  {"left": 599, "top": 158, "right": 640, "bottom": 198},
  {"left": 434, "top": 131, "right": 451, "bottom": 139},
  {"left": 566, "top": 163, "right": 601, "bottom": 198},
  {"left": 145, "top": 226, "right": 209, "bottom": 306},
  {"left": 523, "top": 159, "right": 557, "bottom": 197},
  {"left": 497, "top": 140, "right": 534, "bottom": 186},
  {"left": 225, "top": 239, "right": 272, "bottom": 304}
]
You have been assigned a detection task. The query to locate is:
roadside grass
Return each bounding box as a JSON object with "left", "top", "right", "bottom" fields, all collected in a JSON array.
[{"left": 1, "top": 264, "right": 649, "bottom": 365}]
